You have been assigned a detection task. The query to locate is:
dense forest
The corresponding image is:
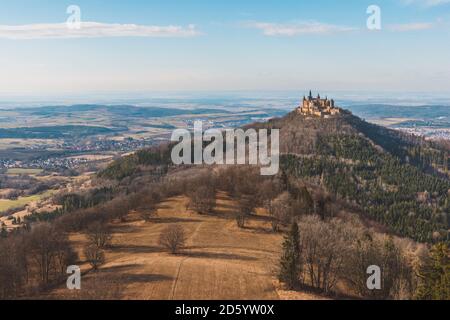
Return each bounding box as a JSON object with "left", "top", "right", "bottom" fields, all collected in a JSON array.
[{"left": 252, "top": 111, "right": 450, "bottom": 243}]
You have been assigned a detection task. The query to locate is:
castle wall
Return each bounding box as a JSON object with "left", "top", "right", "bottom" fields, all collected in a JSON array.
[{"left": 298, "top": 94, "right": 340, "bottom": 117}]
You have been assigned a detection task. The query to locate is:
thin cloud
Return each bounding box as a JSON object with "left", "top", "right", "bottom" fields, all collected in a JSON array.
[
  {"left": 402, "top": 0, "right": 450, "bottom": 7},
  {"left": 0, "top": 22, "right": 201, "bottom": 39},
  {"left": 388, "top": 22, "right": 435, "bottom": 31},
  {"left": 245, "top": 21, "right": 356, "bottom": 36}
]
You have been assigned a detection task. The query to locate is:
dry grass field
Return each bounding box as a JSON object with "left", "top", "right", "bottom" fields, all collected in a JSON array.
[
  {"left": 6, "top": 168, "right": 43, "bottom": 175},
  {"left": 48, "top": 192, "right": 326, "bottom": 300}
]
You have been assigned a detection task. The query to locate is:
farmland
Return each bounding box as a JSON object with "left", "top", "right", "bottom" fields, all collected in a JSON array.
[{"left": 0, "top": 190, "right": 55, "bottom": 212}]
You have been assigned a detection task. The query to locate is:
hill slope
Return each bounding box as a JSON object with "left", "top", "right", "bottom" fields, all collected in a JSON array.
[
  {"left": 252, "top": 110, "right": 450, "bottom": 242},
  {"left": 100, "top": 108, "right": 449, "bottom": 243}
]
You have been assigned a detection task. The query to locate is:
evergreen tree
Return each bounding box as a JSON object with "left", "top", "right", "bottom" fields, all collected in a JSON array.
[
  {"left": 416, "top": 243, "right": 450, "bottom": 300},
  {"left": 279, "top": 222, "right": 301, "bottom": 289},
  {"left": 0, "top": 226, "right": 7, "bottom": 238}
]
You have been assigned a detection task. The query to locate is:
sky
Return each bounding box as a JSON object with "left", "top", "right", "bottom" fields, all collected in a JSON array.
[{"left": 0, "top": 0, "right": 449, "bottom": 97}]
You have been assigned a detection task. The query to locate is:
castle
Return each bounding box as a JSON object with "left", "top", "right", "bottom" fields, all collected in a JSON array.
[{"left": 298, "top": 91, "right": 341, "bottom": 118}]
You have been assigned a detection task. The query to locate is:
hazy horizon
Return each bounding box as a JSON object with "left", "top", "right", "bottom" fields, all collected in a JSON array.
[{"left": 1, "top": 90, "right": 450, "bottom": 109}]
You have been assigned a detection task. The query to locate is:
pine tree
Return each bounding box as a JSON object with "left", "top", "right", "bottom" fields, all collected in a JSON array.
[
  {"left": 0, "top": 226, "right": 7, "bottom": 238},
  {"left": 416, "top": 243, "right": 450, "bottom": 300},
  {"left": 278, "top": 222, "right": 301, "bottom": 289}
]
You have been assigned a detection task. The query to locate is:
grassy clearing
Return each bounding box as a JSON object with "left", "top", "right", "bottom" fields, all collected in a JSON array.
[
  {"left": 48, "top": 193, "right": 327, "bottom": 300},
  {"left": 6, "top": 168, "right": 43, "bottom": 175},
  {"left": 0, "top": 190, "right": 55, "bottom": 212}
]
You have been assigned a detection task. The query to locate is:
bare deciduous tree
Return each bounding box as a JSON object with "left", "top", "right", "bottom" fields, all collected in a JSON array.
[
  {"left": 268, "top": 192, "right": 292, "bottom": 232},
  {"left": 298, "top": 216, "right": 351, "bottom": 294},
  {"left": 86, "top": 222, "right": 112, "bottom": 249},
  {"left": 345, "top": 233, "right": 411, "bottom": 299},
  {"left": 188, "top": 185, "right": 216, "bottom": 215},
  {"left": 84, "top": 245, "right": 105, "bottom": 271},
  {"left": 159, "top": 224, "right": 186, "bottom": 254},
  {"left": 235, "top": 197, "right": 255, "bottom": 229},
  {"left": 0, "top": 237, "right": 28, "bottom": 298},
  {"left": 28, "top": 223, "right": 77, "bottom": 286}
]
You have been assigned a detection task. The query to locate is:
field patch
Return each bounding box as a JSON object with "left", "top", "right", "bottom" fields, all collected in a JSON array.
[
  {"left": 0, "top": 190, "right": 54, "bottom": 212},
  {"left": 6, "top": 168, "right": 43, "bottom": 175}
]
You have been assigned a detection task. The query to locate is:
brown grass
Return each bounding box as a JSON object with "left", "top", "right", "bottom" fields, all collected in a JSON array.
[{"left": 48, "top": 192, "right": 325, "bottom": 300}]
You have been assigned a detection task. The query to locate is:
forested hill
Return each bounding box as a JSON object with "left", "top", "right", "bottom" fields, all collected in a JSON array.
[
  {"left": 253, "top": 110, "right": 450, "bottom": 242},
  {"left": 100, "top": 108, "right": 449, "bottom": 243}
]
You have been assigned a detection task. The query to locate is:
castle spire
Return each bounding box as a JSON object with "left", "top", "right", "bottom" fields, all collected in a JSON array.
[{"left": 309, "top": 90, "right": 312, "bottom": 99}]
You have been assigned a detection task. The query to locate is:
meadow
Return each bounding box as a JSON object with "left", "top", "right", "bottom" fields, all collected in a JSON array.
[
  {"left": 0, "top": 190, "right": 54, "bottom": 212},
  {"left": 6, "top": 168, "right": 43, "bottom": 175},
  {"left": 48, "top": 193, "right": 324, "bottom": 300}
]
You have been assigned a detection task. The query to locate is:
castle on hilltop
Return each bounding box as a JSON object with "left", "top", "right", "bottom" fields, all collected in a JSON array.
[{"left": 298, "top": 91, "right": 341, "bottom": 118}]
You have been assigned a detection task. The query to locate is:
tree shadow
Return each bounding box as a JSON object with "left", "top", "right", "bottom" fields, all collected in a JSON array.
[
  {"left": 109, "top": 224, "right": 140, "bottom": 234},
  {"left": 181, "top": 251, "right": 258, "bottom": 261},
  {"left": 110, "top": 244, "right": 165, "bottom": 254},
  {"left": 93, "top": 265, "right": 173, "bottom": 286},
  {"left": 150, "top": 217, "right": 202, "bottom": 224},
  {"left": 248, "top": 214, "right": 273, "bottom": 223},
  {"left": 100, "top": 264, "right": 140, "bottom": 273},
  {"left": 120, "top": 273, "right": 173, "bottom": 283},
  {"left": 216, "top": 203, "right": 238, "bottom": 210},
  {"left": 242, "top": 226, "right": 274, "bottom": 234}
]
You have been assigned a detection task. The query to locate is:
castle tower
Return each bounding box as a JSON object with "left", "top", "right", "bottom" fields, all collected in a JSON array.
[{"left": 298, "top": 92, "right": 340, "bottom": 117}]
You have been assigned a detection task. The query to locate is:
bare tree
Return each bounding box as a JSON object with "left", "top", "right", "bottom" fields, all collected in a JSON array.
[
  {"left": 0, "top": 237, "right": 28, "bottom": 298},
  {"left": 235, "top": 197, "right": 255, "bottom": 229},
  {"left": 159, "top": 224, "right": 186, "bottom": 254},
  {"left": 86, "top": 222, "right": 113, "bottom": 249},
  {"left": 268, "top": 192, "right": 292, "bottom": 232},
  {"left": 345, "top": 233, "right": 410, "bottom": 299},
  {"left": 28, "top": 223, "right": 76, "bottom": 286},
  {"left": 84, "top": 245, "right": 105, "bottom": 271},
  {"left": 235, "top": 213, "right": 247, "bottom": 229},
  {"left": 298, "top": 216, "right": 351, "bottom": 294},
  {"left": 188, "top": 185, "right": 216, "bottom": 215},
  {"left": 106, "top": 196, "right": 131, "bottom": 222}
]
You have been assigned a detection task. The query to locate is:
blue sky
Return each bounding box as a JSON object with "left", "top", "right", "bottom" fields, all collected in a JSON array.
[{"left": 0, "top": 0, "right": 449, "bottom": 96}]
